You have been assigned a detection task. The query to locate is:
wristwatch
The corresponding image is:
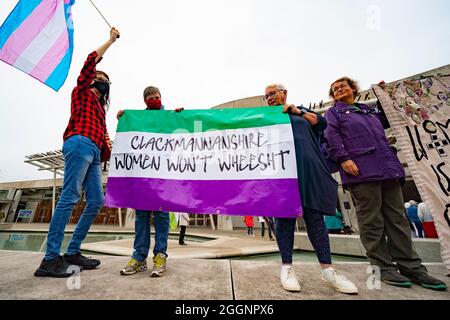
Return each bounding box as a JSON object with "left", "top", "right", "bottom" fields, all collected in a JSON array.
[{"left": 299, "top": 109, "right": 306, "bottom": 117}]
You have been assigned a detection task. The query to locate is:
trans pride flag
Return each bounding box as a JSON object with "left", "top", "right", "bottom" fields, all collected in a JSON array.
[
  {"left": 0, "top": 0, "right": 75, "bottom": 91},
  {"left": 105, "top": 107, "right": 303, "bottom": 218}
]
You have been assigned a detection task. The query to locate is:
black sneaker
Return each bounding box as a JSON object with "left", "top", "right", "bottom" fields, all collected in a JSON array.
[
  {"left": 64, "top": 252, "right": 101, "bottom": 270},
  {"left": 404, "top": 272, "right": 448, "bottom": 291},
  {"left": 179, "top": 242, "right": 187, "bottom": 246},
  {"left": 34, "top": 256, "right": 80, "bottom": 278},
  {"left": 381, "top": 270, "right": 413, "bottom": 287}
]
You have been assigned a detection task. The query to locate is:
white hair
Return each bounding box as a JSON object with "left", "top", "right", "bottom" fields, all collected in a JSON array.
[{"left": 265, "top": 83, "right": 286, "bottom": 91}]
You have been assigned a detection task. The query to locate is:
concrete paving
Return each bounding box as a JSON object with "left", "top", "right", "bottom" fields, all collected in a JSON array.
[
  {"left": 80, "top": 233, "right": 280, "bottom": 259},
  {"left": 1, "top": 224, "right": 449, "bottom": 300},
  {"left": 0, "top": 251, "right": 232, "bottom": 300},
  {"left": 231, "top": 261, "right": 450, "bottom": 300},
  {"left": 0, "top": 251, "right": 449, "bottom": 300}
]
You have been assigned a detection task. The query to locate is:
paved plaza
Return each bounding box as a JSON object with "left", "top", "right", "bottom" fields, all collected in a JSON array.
[{"left": 0, "top": 224, "right": 448, "bottom": 300}]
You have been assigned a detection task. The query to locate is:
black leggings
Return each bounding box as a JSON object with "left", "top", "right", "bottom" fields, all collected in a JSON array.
[{"left": 275, "top": 208, "right": 332, "bottom": 264}]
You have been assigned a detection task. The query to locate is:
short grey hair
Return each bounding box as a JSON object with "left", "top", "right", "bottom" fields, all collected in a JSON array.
[
  {"left": 265, "top": 83, "right": 287, "bottom": 91},
  {"left": 143, "top": 86, "right": 161, "bottom": 100}
]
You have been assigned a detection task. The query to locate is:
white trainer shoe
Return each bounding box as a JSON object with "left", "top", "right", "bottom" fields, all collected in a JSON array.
[
  {"left": 280, "top": 266, "right": 301, "bottom": 292},
  {"left": 321, "top": 267, "right": 358, "bottom": 294}
]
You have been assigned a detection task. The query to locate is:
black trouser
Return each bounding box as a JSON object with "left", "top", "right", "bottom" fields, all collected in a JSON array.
[
  {"left": 348, "top": 179, "right": 426, "bottom": 274},
  {"left": 179, "top": 225, "right": 187, "bottom": 244},
  {"left": 412, "top": 222, "right": 424, "bottom": 238},
  {"left": 261, "top": 221, "right": 273, "bottom": 239},
  {"left": 266, "top": 217, "right": 276, "bottom": 239}
]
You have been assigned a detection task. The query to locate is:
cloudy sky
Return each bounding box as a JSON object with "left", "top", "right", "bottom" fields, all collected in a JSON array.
[{"left": 0, "top": 0, "right": 449, "bottom": 182}]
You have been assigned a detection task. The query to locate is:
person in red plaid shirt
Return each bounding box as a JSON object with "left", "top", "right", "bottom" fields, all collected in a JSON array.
[{"left": 35, "top": 28, "right": 120, "bottom": 278}]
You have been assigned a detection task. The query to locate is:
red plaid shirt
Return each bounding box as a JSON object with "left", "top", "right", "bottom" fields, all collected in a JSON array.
[{"left": 63, "top": 51, "right": 108, "bottom": 149}]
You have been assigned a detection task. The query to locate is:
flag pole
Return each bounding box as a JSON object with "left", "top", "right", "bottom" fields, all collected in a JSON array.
[{"left": 88, "top": 0, "right": 119, "bottom": 37}]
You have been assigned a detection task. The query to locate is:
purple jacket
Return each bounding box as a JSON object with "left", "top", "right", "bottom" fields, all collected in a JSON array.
[{"left": 324, "top": 101, "right": 405, "bottom": 186}]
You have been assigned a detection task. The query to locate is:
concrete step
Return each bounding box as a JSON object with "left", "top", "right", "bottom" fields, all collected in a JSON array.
[{"left": 295, "top": 232, "right": 443, "bottom": 263}]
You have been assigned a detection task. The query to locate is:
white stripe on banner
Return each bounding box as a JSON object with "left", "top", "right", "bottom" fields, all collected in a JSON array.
[
  {"left": 109, "top": 123, "right": 298, "bottom": 181},
  {"left": 13, "top": 0, "right": 65, "bottom": 74}
]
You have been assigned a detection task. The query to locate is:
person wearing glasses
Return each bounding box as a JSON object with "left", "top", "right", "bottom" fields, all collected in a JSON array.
[
  {"left": 263, "top": 84, "right": 358, "bottom": 294},
  {"left": 324, "top": 77, "right": 447, "bottom": 291},
  {"left": 35, "top": 28, "right": 120, "bottom": 278}
]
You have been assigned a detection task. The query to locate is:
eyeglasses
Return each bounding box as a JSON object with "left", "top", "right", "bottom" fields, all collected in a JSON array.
[{"left": 264, "top": 90, "right": 284, "bottom": 101}]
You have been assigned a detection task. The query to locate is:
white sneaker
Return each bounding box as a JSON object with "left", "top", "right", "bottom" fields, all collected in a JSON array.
[
  {"left": 321, "top": 267, "right": 358, "bottom": 294},
  {"left": 280, "top": 266, "right": 301, "bottom": 292}
]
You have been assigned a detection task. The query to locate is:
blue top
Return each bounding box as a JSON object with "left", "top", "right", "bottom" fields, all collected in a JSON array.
[{"left": 290, "top": 106, "right": 338, "bottom": 215}]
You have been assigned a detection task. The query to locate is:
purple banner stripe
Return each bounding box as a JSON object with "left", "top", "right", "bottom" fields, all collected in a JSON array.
[{"left": 105, "top": 177, "right": 302, "bottom": 218}]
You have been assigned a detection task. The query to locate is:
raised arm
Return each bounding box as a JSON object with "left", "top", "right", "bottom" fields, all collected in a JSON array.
[
  {"left": 76, "top": 28, "right": 120, "bottom": 90},
  {"left": 95, "top": 27, "right": 120, "bottom": 63}
]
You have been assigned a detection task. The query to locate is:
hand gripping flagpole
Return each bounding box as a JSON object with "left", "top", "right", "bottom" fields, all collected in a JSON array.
[{"left": 88, "top": 0, "right": 120, "bottom": 38}]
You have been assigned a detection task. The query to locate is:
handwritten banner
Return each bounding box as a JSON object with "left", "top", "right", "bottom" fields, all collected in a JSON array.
[
  {"left": 105, "top": 107, "right": 303, "bottom": 218},
  {"left": 373, "top": 75, "right": 450, "bottom": 272}
]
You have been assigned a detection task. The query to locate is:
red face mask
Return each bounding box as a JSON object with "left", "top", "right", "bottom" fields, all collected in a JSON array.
[{"left": 145, "top": 99, "right": 162, "bottom": 110}]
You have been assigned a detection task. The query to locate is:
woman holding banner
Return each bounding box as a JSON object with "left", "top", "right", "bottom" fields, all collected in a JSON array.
[
  {"left": 324, "top": 77, "right": 447, "bottom": 291},
  {"left": 264, "top": 83, "right": 358, "bottom": 294}
]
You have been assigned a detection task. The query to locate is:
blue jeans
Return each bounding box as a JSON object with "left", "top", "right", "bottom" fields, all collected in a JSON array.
[
  {"left": 132, "top": 210, "right": 170, "bottom": 262},
  {"left": 413, "top": 221, "right": 424, "bottom": 238},
  {"left": 45, "top": 135, "right": 103, "bottom": 261}
]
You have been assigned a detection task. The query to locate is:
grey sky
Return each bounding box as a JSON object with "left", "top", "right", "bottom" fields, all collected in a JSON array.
[{"left": 1, "top": 0, "right": 449, "bottom": 182}]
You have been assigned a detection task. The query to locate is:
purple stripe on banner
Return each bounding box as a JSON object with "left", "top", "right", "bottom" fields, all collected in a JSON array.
[
  {"left": 105, "top": 177, "right": 303, "bottom": 218},
  {"left": 30, "top": 31, "right": 68, "bottom": 81},
  {"left": 0, "top": 0, "right": 58, "bottom": 64}
]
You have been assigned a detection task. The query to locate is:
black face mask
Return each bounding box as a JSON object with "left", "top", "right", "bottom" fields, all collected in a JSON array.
[{"left": 91, "top": 80, "right": 110, "bottom": 96}]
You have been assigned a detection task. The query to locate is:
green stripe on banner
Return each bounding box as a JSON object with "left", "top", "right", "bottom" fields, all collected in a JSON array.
[{"left": 117, "top": 106, "right": 289, "bottom": 134}]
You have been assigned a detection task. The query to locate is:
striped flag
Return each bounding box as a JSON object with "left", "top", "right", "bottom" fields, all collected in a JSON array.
[
  {"left": 105, "top": 107, "right": 303, "bottom": 218},
  {"left": 0, "top": 0, "right": 75, "bottom": 91}
]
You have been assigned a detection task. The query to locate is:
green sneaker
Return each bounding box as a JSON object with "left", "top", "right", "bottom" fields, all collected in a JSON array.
[
  {"left": 405, "top": 272, "right": 448, "bottom": 291},
  {"left": 381, "top": 270, "right": 413, "bottom": 287},
  {"left": 150, "top": 253, "right": 167, "bottom": 277},
  {"left": 120, "top": 258, "right": 147, "bottom": 276}
]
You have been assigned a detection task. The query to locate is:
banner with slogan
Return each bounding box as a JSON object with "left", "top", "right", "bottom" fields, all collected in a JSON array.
[
  {"left": 105, "top": 107, "right": 303, "bottom": 218},
  {"left": 373, "top": 74, "right": 450, "bottom": 272}
]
